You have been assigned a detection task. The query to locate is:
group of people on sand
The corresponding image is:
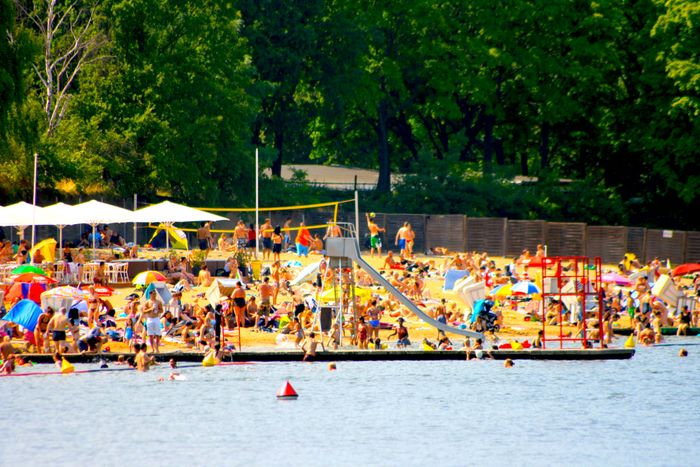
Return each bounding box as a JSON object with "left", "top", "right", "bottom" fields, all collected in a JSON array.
[{"left": 2, "top": 210, "right": 699, "bottom": 375}]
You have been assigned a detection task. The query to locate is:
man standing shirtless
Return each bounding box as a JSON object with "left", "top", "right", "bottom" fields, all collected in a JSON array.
[
  {"left": 395, "top": 222, "right": 409, "bottom": 257},
  {"left": 260, "top": 218, "right": 273, "bottom": 260},
  {"left": 234, "top": 220, "right": 248, "bottom": 251},
  {"left": 366, "top": 213, "right": 385, "bottom": 258},
  {"left": 258, "top": 277, "right": 273, "bottom": 328},
  {"left": 324, "top": 221, "right": 342, "bottom": 241},
  {"left": 47, "top": 307, "right": 71, "bottom": 353},
  {"left": 143, "top": 290, "right": 163, "bottom": 353},
  {"left": 197, "top": 222, "right": 213, "bottom": 256}
]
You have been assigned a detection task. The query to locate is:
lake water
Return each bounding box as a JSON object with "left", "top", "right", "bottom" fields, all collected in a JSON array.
[{"left": 2, "top": 340, "right": 699, "bottom": 467}]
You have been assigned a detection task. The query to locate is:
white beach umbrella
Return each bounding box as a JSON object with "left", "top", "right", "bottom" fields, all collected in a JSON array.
[
  {"left": 133, "top": 201, "right": 228, "bottom": 224},
  {"left": 133, "top": 200, "right": 228, "bottom": 250},
  {"left": 0, "top": 205, "right": 23, "bottom": 227},
  {"left": 0, "top": 202, "right": 49, "bottom": 244},
  {"left": 71, "top": 200, "right": 137, "bottom": 254},
  {"left": 40, "top": 202, "right": 79, "bottom": 249}
]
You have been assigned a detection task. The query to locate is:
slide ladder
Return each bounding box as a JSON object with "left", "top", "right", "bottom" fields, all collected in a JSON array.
[{"left": 326, "top": 237, "right": 484, "bottom": 339}]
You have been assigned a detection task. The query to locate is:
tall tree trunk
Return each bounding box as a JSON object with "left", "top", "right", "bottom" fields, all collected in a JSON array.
[
  {"left": 495, "top": 138, "right": 504, "bottom": 165},
  {"left": 539, "top": 122, "right": 550, "bottom": 171},
  {"left": 376, "top": 99, "right": 391, "bottom": 193},
  {"left": 520, "top": 151, "right": 529, "bottom": 176},
  {"left": 483, "top": 114, "right": 494, "bottom": 174},
  {"left": 272, "top": 128, "right": 283, "bottom": 177}
]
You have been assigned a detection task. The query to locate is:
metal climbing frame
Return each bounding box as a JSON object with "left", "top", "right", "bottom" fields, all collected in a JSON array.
[{"left": 539, "top": 256, "right": 604, "bottom": 349}]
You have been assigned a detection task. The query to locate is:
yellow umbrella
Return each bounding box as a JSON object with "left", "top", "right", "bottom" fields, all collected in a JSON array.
[
  {"left": 319, "top": 286, "right": 372, "bottom": 303},
  {"left": 30, "top": 238, "right": 57, "bottom": 262}
]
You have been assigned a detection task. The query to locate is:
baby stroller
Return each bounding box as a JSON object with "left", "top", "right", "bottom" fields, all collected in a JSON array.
[{"left": 470, "top": 299, "right": 499, "bottom": 333}]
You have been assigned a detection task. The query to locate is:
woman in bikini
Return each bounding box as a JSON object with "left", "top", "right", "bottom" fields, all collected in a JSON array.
[
  {"left": 271, "top": 226, "right": 283, "bottom": 263},
  {"left": 87, "top": 286, "right": 101, "bottom": 327}
]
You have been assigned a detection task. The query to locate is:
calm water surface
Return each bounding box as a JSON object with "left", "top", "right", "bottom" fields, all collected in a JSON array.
[{"left": 2, "top": 340, "right": 699, "bottom": 467}]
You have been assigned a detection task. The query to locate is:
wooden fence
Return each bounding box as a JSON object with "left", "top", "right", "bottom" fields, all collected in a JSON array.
[{"left": 7, "top": 206, "right": 700, "bottom": 264}]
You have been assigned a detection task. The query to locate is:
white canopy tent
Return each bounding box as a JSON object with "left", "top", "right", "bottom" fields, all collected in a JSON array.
[{"left": 133, "top": 200, "right": 228, "bottom": 250}]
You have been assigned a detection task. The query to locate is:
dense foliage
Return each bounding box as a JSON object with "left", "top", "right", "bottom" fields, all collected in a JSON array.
[{"left": 0, "top": 0, "right": 698, "bottom": 228}]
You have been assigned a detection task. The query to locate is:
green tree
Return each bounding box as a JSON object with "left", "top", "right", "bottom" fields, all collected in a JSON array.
[
  {"left": 56, "top": 0, "right": 257, "bottom": 203},
  {"left": 650, "top": 0, "right": 700, "bottom": 204},
  {"left": 238, "top": 0, "right": 324, "bottom": 177}
]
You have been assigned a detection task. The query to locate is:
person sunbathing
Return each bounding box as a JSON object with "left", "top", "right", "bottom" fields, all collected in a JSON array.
[{"left": 382, "top": 251, "right": 403, "bottom": 270}]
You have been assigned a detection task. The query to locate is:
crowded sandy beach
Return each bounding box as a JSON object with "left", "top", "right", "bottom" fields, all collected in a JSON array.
[{"left": 2, "top": 208, "right": 698, "bottom": 375}]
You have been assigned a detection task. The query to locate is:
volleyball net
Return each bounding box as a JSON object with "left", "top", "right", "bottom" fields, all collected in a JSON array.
[{"left": 148, "top": 199, "right": 355, "bottom": 236}]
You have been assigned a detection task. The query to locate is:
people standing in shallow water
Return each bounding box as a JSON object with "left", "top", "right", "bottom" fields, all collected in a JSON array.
[
  {"left": 302, "top": 332, "right": 318, "bottom": 361},
  {"left": 388, "top": 317, "right": 410, "bottom": 347}
]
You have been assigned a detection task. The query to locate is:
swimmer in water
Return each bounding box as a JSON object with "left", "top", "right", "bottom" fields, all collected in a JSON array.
[
  {"left": 504, "top": 358, "right": 514, "bottom": 368},
  {"left": 0, "top": 354, "right": 16, "bottom": 375},
  {"left": 302, "top": 332, "right": 319, "bottom": 362},
  {"left": 679, "top": 348, "right": 688, "bottom": 357}
]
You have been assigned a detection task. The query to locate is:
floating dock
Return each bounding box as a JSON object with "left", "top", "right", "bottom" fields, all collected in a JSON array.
[
  {"left": 613, "top": 327, "right": 699, "bottom": 336},
  {"left": 19, "top": 348, "right": 634, "bottom": 364}
]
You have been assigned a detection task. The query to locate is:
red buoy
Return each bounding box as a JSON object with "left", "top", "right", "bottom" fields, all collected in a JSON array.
[{"left": 276, "top": 380, "right": 299, "bottom": 399}]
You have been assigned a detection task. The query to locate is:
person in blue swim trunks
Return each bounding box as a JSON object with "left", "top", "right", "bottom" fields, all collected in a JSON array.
[{"left": 366, "top": 299, "right": 381, "bottom": 343}]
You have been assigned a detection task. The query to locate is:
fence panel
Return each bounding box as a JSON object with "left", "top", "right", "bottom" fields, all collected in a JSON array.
[
  {"left": 626, "top": 227, "right": 646, "bottom": 261},
  {"left": 686, "top": 231, "right": 700, "bottom": 263},
  {"left": 545, "top": 222, "right": 586, "bottom": 256},
  {"left": 586, "top": 226, "right": 627, "bottom": 264},
  {"left": 505, "top": 220, "right": 545, "bottom": 257},
  {"left": 383, "top": 213, "right": 426, "bottom": 253},
  {"left": 426, "top": 215, "right": 466, "bottom": 252},
  {"left": 467, "top": 217, "right": 507, "bottom": 255},
  {"left": 645, "top": 229, "right": 686, "bottom": 265}
]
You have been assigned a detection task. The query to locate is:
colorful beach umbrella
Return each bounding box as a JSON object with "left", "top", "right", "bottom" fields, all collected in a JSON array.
[
  {"left": 511, "top": 281, "right": 541, "bottom": 295},
  {"left": 671, "top": 263, "right": 700, "bottom": 277},
  {"left": 11, "top": 265, "right": 47, "bottom": 276},
  {"left": 132, "top": 270, "right": 168, "bottom": 286},
  {"left": 5, "top": 282, "right": 46, "bottom": 304},
  {"left": 41, "top": 286, "right": 86, "bottom": 311},
  {"left": 491, "top": 283, "right": 513, "bottom": 297},
  {"left": 526, "top": 257, "right": 555, "bottom": 268},
  {"left": 11, "top": 273, "right": 57, "bottom": 284},
  {"left": 601, "top": 273, "right": 633, "bottom": 286},
  {"left": 42, "top": 286, "right": 87, "bottom": 300}
]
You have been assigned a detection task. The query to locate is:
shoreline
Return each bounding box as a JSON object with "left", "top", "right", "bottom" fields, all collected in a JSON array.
[{"left": 14, "top": 347, "right": 635, "bottom": 363}]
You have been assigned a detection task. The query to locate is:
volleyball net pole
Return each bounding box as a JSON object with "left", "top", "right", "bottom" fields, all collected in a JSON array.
[{"left": 255, "top": 148, "right": 260, "bottom": 259}]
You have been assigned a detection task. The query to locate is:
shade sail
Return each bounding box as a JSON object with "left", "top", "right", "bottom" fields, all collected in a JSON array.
[{"left": 133, "top": 201, "right": 228, "bottom": 224}]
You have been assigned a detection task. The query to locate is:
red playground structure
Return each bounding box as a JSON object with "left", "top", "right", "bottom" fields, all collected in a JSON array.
[{"left": 538, "top": 256, "right": 605, "bottom": 349}]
